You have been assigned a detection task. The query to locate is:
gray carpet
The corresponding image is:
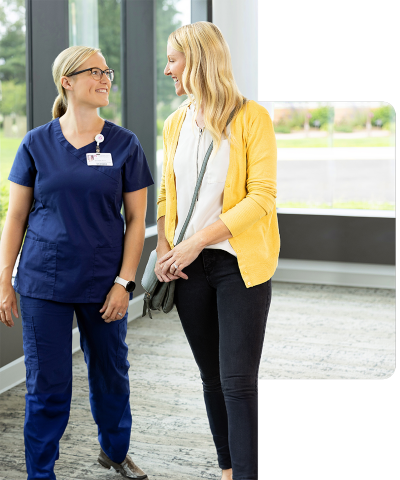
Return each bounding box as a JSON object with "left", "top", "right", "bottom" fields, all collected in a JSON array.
[{"left": 0, "top": 281, "right": 395, "bottom": 479}]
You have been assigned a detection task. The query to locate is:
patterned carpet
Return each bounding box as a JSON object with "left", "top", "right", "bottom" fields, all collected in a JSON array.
[{"left": 0, "top": 281, "right": 395, "bottom": 479}]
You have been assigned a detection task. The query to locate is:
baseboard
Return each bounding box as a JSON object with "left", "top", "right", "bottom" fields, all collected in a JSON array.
[
  {"left": 273, "top": 258, "right": 395, "bottom": 289},
  {"left": 0, "top": 295, "right": 145, "bottom": 394}
]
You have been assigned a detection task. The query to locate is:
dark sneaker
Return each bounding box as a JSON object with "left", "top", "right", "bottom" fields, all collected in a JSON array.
[{"left": 98, "top": 447, "right": 148, "bottom": 479}]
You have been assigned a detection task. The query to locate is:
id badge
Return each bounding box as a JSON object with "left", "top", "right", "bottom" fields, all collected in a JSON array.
[{"left": 86, "top": 153, "right": 113, "bottom": 166}]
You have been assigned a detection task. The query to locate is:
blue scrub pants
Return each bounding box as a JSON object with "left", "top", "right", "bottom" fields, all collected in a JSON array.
[{"left": 19, "top": 295, "right": 132, "bottom": 480}]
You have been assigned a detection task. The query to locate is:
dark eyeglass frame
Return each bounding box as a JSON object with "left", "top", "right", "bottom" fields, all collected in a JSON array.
[{"left": 67, "top": 67, "right": 115, "bottom": 81}]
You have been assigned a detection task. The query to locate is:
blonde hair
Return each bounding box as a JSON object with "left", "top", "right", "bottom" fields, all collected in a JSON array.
[
  {"left": 51, "top": 45, "right": 101, "bottom": 119},
  {"left": 168, "top": 21, "right": 246, "bottom": 151}
]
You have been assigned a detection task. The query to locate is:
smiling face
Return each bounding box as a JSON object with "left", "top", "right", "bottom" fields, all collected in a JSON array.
[
  {"left": 61, "top": 52, "right": 111, "bottom": 109},
  {"left": 164, "top": 43, "right": 186, "bottom": 96}
]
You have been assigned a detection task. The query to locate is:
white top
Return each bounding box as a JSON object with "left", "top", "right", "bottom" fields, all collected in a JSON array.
[{"left": 173, "top": 104, "right": 237, "bottom": 257}]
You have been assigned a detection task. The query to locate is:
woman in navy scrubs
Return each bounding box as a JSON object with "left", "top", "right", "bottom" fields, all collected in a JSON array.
[{"left": 0, "top": 46, "right": 153, "bottom": 479}]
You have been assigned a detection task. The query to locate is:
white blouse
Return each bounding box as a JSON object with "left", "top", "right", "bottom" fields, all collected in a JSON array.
[{"left": 172, "top": 103, "right": 237, "bottom": 257}]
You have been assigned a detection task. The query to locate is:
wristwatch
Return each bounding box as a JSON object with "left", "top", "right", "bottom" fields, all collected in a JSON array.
[{"left": 114, "top": 276, "right": 136, "bottom": 293}]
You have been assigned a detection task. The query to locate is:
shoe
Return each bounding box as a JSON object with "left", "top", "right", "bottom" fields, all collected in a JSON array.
[{"left": 98, "top": 447, "right": 148, "bottom": 479}]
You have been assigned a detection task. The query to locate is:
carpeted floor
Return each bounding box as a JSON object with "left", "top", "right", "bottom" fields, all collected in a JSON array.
[{"left": 0, "top": 281, "right": 395, "bottom": 479}]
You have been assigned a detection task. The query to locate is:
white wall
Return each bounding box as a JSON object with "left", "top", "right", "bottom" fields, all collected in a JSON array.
[{"left": 212, "top": 0, "right": 258, "bottom": 101}]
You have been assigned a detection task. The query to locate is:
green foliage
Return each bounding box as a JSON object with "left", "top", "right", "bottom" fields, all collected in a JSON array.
[
  {"left": 0, "top": 80, "right": 26, "bottom": 115},
  {"left": 274, "top": 124, "right": 291, "bottom": 133},
  {"left": 156, "top": 0, "right": 184, "bottom": 124},
  {"left": 0, "top": 183, "right": 9, "bottom": 233},
  {"left": 274, "top": 109, "right": 305, "bottom": 132},
  {"left": 157, "top": 118, "right": 164, "bottom": 136},
  {"left": 334, "top": 123, "right": 353, "bottom": 133},
  {"left": 0, "top": 0, "right": 26, "bottom": 84},
  {"left": 309, "top": 106, "right": 334, "bottom": 128},
  {"left": 98, "top": 0, "right": 122, "bottom": 124},
  {"left": 371, "top": 105, "right": 395, "bottom": 127}
]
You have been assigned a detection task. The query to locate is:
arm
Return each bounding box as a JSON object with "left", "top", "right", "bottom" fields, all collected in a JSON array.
[
  {"left": 219, "top": 110, "right": 277, "bottom": 237},
  {"left": 0, "top": 182, "right": 34, "bottom": 327},
  {"left": 99, "top": 187, "right": 147, "bottom": 322}
]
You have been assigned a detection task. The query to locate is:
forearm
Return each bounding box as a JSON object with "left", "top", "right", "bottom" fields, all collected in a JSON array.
[
  {"left": 156, "top": 215, "right": 170, "bottom": 251},
  {"left": 119, "top": 218, "right": 146, "bottom": 281},
  {"left": 191, "top": 218, "right": 232, "bottom": 250},
  {"left": 0, "top": 213, "right": 27, "bottom": 285}
]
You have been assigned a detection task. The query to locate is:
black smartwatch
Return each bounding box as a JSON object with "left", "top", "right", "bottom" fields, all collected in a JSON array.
[{"left": 114, "top": 276, "right": 136, "bottom": 293}]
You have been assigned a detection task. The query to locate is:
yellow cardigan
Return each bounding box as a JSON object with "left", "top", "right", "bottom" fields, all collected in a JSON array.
[{"left": 157, "top": 99, "right": 280, "bottom": 288}]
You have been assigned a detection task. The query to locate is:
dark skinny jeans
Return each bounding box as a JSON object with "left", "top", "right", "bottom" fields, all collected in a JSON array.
[{"left": 174, "top": 248, "right": 272, "bottom": 480}]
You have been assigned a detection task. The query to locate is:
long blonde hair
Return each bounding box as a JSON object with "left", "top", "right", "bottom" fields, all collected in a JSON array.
[
  {"left": 51, "top": 45, "right": 101, "bottom": 119},
  {"left": 168, "top": 22, "right": 246, "bottom": 151}
]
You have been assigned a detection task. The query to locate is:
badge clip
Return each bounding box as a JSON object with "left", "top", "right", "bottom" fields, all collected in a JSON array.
[{"left": 95, "top": 133, "right": 104, "bottom": 153}]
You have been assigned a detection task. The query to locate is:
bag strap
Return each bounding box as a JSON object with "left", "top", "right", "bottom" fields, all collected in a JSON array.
[{"left": 176, "top": 107, "right": 237, "bottom": 245}]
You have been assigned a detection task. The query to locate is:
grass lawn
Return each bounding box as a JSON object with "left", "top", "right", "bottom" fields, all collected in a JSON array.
[
  {"left": 0, "top": 132, "right": 21, "bottom": 182},
  {"left": 1, "top": 132, "right": 23, "bottom": 231},
  {"left": 276, "top": 136, "right": 394, "bottom": 148}
]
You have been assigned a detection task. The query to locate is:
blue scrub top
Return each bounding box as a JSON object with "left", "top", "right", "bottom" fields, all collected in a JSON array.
[{"left": 8, "top": 118, "right": 154, "bottom": 303}]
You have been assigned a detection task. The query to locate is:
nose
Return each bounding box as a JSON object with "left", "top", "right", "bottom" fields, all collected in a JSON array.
[{"left": 164, "top": 63, "right": 170, "bottom": 76}]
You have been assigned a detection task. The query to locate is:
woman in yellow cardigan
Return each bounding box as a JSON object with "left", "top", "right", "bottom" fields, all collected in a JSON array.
[{"left": 155, "top": 22, "right": 279, "bottom": 480}]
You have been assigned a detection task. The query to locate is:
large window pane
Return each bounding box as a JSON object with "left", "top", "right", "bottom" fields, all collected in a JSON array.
[
  {"left": 155, "top": 0, "right": 190, "bottom": 195},
  {"left": 69, "top": 0, "right": 122, "bottom": 125},
  {"left": 273, "top": 102, "right": 395, "bottom": 211},
  {"left": 0, "top": 0, "right": 26, "bottom": 233}
]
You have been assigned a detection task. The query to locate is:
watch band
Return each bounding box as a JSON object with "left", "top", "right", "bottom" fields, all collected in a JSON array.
[{"left": 114, "top": 276, "right": 128, "bottom": 289}]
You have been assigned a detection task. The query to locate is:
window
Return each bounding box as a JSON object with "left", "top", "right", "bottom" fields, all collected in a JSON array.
[
  {"left": 155, "top": 0, "right": 191, "bottom": 194},
  {"left": 69, "top": 0, "right": 122, "bottom": 125},
  {"left": 273, "top": 101, "right": 395, "bottom": 212},
  {"left": 0, "top": 0, "right": 26, "bottom": 233}
]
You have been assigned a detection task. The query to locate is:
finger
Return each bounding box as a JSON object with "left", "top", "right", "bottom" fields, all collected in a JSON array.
[
  {"left": 0, "top": 310, "right": 10, "bottom": 327},
  {"left": 12, "top": 301, "right": 19, "bottom": 318},
  {"left": 159, "top": 250, "right": 174, "bottom": 264},
  {"left": 107, "top": 303, "right": 121, "bottom": 322},
  {"left": 99, "top": 303, "right": 107, "bottom": 312},
  {"left": 162, "top": 258, "right": 176, "bottom": 275},
  {"left": 5, "top": 307, "right": 14, "bottom": 327},
  {"left": 102, "top": 306, "right": 112, "bottom": 322}
]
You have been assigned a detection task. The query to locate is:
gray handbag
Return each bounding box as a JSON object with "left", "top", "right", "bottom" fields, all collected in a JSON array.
[{"left": 141, "top": 110, "right": 235, "bottom": 319}]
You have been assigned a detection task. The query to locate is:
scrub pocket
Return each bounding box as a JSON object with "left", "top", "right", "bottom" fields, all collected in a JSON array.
[
  {"left": 22, "top": 316, "right": 40, "bottom": 370},
  {"left": 16, "top": 237, "right": 57, "bottom": 298}
]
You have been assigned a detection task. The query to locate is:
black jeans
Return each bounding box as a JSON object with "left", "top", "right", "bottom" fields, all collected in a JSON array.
[{"left": 174, "top": 248, "right": 272, "bottom": 480}]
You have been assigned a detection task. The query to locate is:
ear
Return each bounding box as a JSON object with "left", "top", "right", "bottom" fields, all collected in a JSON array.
[{"left": 60, "top": 75, "right": 73, "bottom": 91}]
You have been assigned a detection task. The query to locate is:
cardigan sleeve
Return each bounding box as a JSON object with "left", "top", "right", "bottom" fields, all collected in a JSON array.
[
  {"left": 156, "top": 122, "right": 168, "bottom": 220},
  {"left": 219, "top": 109, "right": 277, "bottom": 237}
]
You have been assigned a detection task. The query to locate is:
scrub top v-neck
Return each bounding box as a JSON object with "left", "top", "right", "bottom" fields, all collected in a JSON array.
[{"left": 8, "top": 117, "right": 154, "bottom": 303}]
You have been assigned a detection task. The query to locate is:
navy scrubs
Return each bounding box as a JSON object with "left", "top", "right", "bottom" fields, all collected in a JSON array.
[{"left": 8, "top": 118, "right": 154, "bottom": 480}]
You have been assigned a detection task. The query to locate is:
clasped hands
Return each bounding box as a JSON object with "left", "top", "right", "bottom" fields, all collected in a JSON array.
[{"left": 155, "top": 237, "right": 203, "bottom": 283}]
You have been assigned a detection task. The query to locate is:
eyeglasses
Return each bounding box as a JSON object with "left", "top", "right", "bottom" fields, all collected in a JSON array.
[{"left": 67, "top": 67, "right": 115, "bottom": 82}]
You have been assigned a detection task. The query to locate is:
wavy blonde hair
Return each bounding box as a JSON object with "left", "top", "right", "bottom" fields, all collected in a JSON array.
[
  {"left": 168, "top": 22, "right": 247, "bottom": 152},
  {"left": 51, "top": 45, "right": 101, "bottom": 119}
]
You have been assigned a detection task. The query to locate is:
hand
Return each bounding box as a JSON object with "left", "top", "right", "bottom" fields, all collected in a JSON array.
[
  {"left": 0, "top": 282, "right": 19, "bottom": 328},
  {"left": 155, "top": 242, "right": 184, "bottom": 282},
  {"left": 158, "top": 237, "right": 203, "bottom": 281},
  {"left": 99, "top": 283, "right": 130, "bottom": 323}
]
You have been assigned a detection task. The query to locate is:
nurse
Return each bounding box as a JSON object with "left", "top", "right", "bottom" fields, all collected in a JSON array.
[{"left": 0, "top": 46, "right": 154, "bottom": 479}]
